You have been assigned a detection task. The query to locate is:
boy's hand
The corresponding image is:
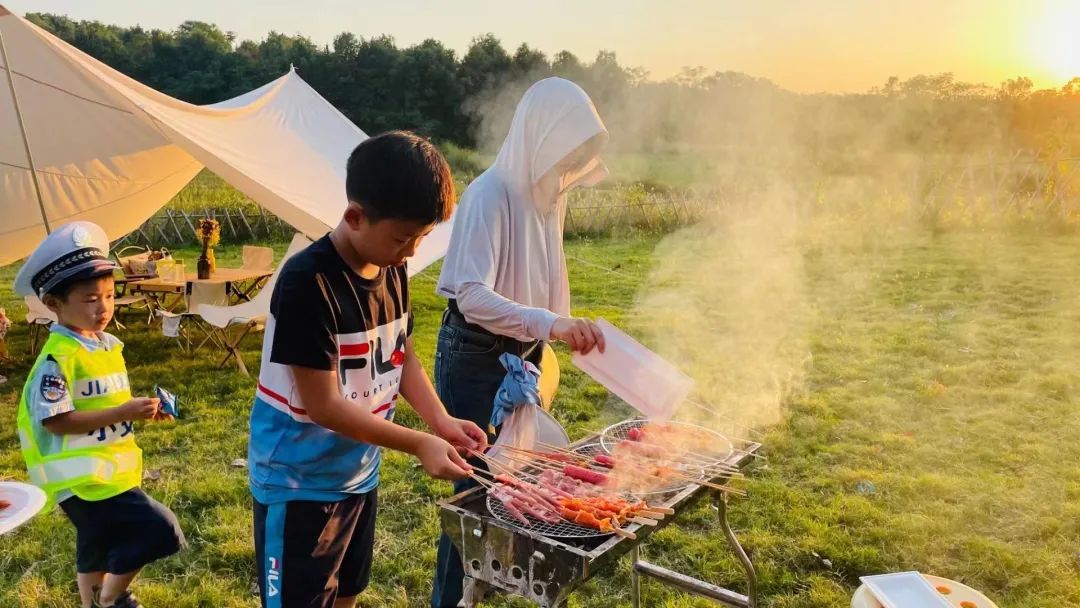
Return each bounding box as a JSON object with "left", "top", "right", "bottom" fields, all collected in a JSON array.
[
  {"left": 416, "top": 435, "right": 472, "bottom": 480},
  {"left": 550, "top": 317, "right": 606, "bottom": 355},
  {"left": 434, "top": 415, "right": 488, "bottom": 453},
  {"left": 119, "top": 397, "right": 160, "bottom": 421}
]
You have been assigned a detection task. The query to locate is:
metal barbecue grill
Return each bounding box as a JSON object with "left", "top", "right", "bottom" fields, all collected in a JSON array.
[{"left": 438, "top": 418, "right": 763, "bottom": 607}]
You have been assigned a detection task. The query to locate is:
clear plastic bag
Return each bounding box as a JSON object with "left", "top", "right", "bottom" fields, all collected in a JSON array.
[{"left": 486, "top": 354, "right": 569, "bottom": 470}]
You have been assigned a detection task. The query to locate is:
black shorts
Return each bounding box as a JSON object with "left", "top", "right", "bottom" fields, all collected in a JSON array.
[
  {"left": 59, "top": 488, "right": 186, "bottom": 574},
  {"left": 253, "top": 490, "right": 378, "bottom": 608}
]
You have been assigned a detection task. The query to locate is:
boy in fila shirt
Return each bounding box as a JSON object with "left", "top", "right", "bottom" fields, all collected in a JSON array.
[
  {"left": 249, "top": 131, "right": 487, "bottom": 608},
  {"left": 13, "top": 221, "right": 185, "bottom": 608}
]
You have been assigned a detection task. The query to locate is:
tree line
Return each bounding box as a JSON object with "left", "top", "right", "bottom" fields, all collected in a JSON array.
[{"left": 26, "top": 12, "right": 1080, "bottom": 167}]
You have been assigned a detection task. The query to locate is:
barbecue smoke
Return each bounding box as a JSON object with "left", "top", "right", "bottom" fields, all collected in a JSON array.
[
  {"left": 468, "top": 66, "right": 1030, "bottom": 438},
  {"left": 632, "top": 193, "right": 812, "bottom": 437}
]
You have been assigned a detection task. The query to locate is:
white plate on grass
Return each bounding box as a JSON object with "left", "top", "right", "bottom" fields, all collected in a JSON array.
[
  {"left": 0, "top": 481, "right": 47, "bottom": 535},
  {"left": 852, "top": 574, "right": 999, "bottom": 608}
]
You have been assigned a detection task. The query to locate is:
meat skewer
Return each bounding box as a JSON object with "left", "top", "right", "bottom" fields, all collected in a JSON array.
[
  {"left": 480, "top": 445, "right": 745, "bottom": 500},
  {"left": 468, "top": 450, "right": 661, "bottom": 535},
  {"left": 494, "top": 444, "right": 580, "bottom": 464},
  {"left": 562, "top": 464, "right": 609, "bottom": 486}
]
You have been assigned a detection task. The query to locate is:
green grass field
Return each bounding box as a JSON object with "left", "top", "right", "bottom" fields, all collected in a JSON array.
[{"left": 3, "top": 225, "right": 1080, "bottom": 607}]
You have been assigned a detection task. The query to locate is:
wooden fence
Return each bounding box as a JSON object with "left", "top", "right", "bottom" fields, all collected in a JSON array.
[
  {"left": 912, "top": 152, "right": 1080, "bottom": 221},
  {"left": 117, "top": 192, "right": 709, "bottom": 247},
  {"left": 564, "top": 189, "right": 710, "bottom": 235},
  {"left": 114, "top": 207, "right": 294, "bottom": 247},
  {"left": 115, "top": 151, "right": 1080, "bottom": 248}
]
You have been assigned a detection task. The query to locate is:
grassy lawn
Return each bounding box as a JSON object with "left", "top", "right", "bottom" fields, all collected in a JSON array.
[{"left": 2, "top": 227, "right": 1080, "bottom": 607}]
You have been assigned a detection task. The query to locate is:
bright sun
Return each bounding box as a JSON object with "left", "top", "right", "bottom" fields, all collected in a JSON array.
[{"left": 1030, "top": 2, "right": 1080, "bottom": 83}]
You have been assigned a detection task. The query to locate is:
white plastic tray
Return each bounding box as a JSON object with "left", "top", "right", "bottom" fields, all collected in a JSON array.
[
  {"left": 858, "top": 572, "right": 954, "bottom": 608},
  {"left": 852, "top": 574, "right": 999, "bottom": 608}
]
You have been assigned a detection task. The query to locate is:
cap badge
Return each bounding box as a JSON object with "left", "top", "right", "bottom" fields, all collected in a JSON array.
[{"left": 72, "top": 226, "right": 93, "bottom": 248}]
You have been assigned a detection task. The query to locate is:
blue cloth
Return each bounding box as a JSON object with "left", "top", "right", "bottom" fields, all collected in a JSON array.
[{"left": 489, "top": 353, "right": 541, "bottom": 430}]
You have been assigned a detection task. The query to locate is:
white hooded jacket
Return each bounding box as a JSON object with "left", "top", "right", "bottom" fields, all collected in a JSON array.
[{"left": 437, "top": 78, "right": 609, "bottom": 341}]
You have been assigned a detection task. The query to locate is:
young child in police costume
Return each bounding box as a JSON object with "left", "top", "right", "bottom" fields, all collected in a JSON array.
[{"left": 14, "top": 222, "right": 185, "bottom": 608}]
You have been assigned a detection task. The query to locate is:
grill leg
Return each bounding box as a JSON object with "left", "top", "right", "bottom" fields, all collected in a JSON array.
[
  {"left": 462, "top": 576, "right": 488, "bottom": 608},
  {"left": 717, "top": 491, "right": 759, "bottom": 608},
  {"left": 630, "top": 545, "right": 641, "bottom": 608}
]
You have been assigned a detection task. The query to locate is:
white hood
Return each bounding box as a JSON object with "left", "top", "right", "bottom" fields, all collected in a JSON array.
[{"left": 492, "top": 77, "right": 609, "bottom": 213}]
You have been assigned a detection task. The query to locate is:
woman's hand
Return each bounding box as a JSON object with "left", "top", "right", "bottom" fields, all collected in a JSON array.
[{"left": 549, "top": 317, "right": 606, "bottom": 354}]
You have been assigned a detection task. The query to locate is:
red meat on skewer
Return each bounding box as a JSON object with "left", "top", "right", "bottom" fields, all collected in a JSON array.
[
  {"left": 563, "top": 464, "right": 608, "bottom": 486},
  {"left": 593, "top": 454, "right": 616, "bottom": 468}
]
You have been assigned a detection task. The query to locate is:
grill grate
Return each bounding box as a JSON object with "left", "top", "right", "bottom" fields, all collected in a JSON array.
[
  {"left": 485, "top": 442, "right": 615, "bottom": 539},
  {"left": 600, "top": 418, "right": 734, "bottom": 461},
  {"left": 599, "top": 418, "right": 733, "bottom": 495}
]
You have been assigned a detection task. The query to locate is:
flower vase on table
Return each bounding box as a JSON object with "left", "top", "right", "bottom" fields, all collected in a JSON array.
[
  {"left": 196, "top": 217, "right": 221, "bottom": 280},
  {"left": 197, "top": 244, "right": 211, "bottom": 280}
]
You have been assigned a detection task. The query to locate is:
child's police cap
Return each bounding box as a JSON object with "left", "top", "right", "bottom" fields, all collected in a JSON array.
[{"left": 14, "top": 222, "right": 119, "bottom": 298}]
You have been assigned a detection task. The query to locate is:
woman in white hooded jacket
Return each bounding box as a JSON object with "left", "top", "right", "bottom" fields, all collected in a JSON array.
[{"left": 430, "top": 78, "right": 608, "bottom": 607}]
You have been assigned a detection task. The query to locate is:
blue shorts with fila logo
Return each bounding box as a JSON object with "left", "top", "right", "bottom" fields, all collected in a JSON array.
[{"left": 253, "top": 490, "right": 377, "bottom": 608}]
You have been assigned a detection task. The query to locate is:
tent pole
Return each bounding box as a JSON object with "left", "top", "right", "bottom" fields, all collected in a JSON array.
[{"left": 0, "top": 14, "right": 52, "bottom": 234}]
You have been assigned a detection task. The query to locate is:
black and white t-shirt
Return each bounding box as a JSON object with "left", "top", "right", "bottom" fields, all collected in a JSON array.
[{"left": 249, "top": 235, "right": 413, "bottom": 504}]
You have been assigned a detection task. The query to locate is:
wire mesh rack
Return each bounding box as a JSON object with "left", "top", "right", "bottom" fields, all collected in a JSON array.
[
  {"left": 598, "top": 418, "right": 734, "bottom": 495},
  {"left": 600, "top": 418, "right": 734, "bottom": 462},
  {"left": 485, "top": 441, "right": 614, "bottom": 539}
]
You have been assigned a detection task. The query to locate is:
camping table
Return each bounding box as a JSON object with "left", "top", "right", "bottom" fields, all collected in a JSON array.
[{"left": 130, "top": 267, "right": 272, "bottom": 314}]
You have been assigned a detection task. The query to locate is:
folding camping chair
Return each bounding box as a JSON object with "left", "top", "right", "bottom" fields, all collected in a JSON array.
[
  {"left": 242, "top": 245, "right": 274, "bottom": 272},
  {"left": 157, "top": 281, "right": 229, "bottom": 352},
  {"left": 24, "top": 296, "right": 57, "bottom": 354},
  {"left": 185, "top": 233, "right": 310, "bottom": 375},
  {"left": 111, "top": 245, "right": 155, "bottom": 327},
  {"left": 236, "top": 245, "right": 275, "bottom": 300}
]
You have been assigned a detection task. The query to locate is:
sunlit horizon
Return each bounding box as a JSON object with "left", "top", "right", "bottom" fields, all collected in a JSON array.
[{"left": 3, "top": 0, "right": 1078, "bottom": 93}]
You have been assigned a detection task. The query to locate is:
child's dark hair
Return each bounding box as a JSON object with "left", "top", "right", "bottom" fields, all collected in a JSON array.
[{"left": 345, "top": 131, "right": 455, "bottom": 224}]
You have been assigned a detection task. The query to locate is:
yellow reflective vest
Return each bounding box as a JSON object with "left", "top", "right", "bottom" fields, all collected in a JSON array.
[{"left": 17, "top": 331, "right": 142, "bottom": 503}]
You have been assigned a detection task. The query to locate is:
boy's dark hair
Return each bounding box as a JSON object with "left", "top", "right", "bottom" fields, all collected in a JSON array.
[{"left": 345, "top": 131, "right": 455, "bottom": 224}]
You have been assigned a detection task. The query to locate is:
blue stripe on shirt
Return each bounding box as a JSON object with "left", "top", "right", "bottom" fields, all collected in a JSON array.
[{"left": 248, "top": 397, "right": 381, "bottom": 505}]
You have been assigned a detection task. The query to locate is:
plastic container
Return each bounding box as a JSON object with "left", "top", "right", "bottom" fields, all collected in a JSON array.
[
  {"left": 858, "top": 572, "right": 952, "bottom": 608},
  {"left": 571, "top": 318, "right": 694, "bottom": 421}
]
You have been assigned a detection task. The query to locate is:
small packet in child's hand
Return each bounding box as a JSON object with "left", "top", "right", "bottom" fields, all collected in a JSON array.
[{"left": 154, "top": 385, "right": 178, "bottom": 420}]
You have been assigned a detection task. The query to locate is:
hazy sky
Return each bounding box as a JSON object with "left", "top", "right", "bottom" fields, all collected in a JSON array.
[{"left": 5, "top": 0, "right": 1078, "bottom": 92}]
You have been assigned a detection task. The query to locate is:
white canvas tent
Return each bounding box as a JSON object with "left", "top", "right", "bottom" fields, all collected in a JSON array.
[{"left": 0, "top": 6, "right": 452, "bottom": 271}]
